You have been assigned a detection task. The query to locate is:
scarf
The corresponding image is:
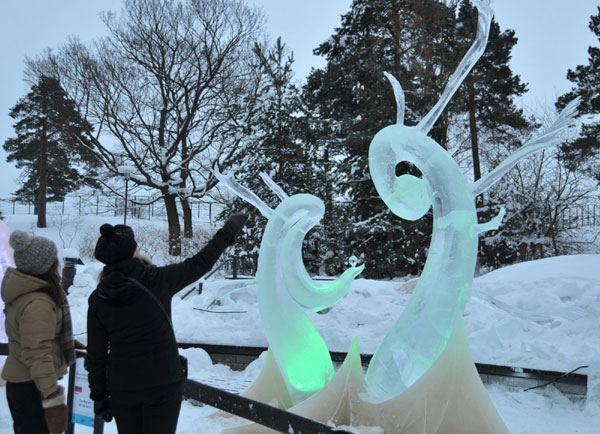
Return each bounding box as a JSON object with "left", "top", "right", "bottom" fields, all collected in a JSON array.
[{"left": 60, "top": 297, "right": 75, "bottom": 366}]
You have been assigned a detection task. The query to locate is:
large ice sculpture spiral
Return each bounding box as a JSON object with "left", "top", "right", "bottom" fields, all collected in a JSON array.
[
  {"left": 366, "top": 0, "right": 580, "bottom": 400},
  {"left": 214, "top": 171, "right": 364, "bottom": 404}
]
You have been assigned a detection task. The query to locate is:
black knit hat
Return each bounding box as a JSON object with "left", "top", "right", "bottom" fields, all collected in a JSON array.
[{"left": 94, "top": 224, "right": 137, "bottom": 265}]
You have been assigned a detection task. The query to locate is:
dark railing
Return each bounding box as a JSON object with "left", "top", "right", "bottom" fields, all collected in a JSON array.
[
  {"left": 184, "top": 380, "right": 350, "bottom": 434},
  {"left": 1, "top": 341, "right": 588, "bottom": 433},
  {"left": 0, "top": 345, "right": 351, "bottom": 434}
]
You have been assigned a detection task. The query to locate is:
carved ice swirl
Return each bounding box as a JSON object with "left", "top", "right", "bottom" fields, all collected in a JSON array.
[
  {"left": 365, "top": 0, "right": 579, "bottom": 399},
  {"left": 214, "top": 171, "right": 364, "bottom": 404}
]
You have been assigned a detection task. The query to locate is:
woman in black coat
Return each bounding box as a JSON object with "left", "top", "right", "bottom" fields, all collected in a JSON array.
[{"left": 86, "top": 213, "right": 247, "bottom": 434}]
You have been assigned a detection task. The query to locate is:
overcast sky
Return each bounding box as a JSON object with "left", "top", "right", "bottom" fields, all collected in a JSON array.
[{"left": 0, "top": 0, "right": 597, "bottom": 198}]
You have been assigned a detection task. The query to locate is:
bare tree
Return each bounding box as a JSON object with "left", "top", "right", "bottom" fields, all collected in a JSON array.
[
  {"left": 480, "top": 104, "right": 596, "bottom": 265},
  {"left": 26, "top": 0, "right": 264, "bottom": 255}
]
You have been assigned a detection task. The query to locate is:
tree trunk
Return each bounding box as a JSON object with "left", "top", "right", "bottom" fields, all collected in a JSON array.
[
  {"left": 467, "top": 79, "right": 482, "bottom": 275},
  {"left": 164, "top": 193, "right": 182, "bottom": 256},
  {"left": 467, "top": 79, "right": 482, "bottom": 183},
  {"left": 179, "top": 134, "right": 193, "bottom": 239},
  {"left": 37, "top": 136, "right": 48, "bottom": 228},
  {"left": 180, "top": 197, "right": 193, "bottom": 238}
]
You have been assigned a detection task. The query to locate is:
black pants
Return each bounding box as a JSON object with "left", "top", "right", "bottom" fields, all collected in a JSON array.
[
  {"left": 6, "top": 381, "right": 50, "bottom": 434},
  {"left": 110, "top": 380, "right": 183, "bottom": 434}
]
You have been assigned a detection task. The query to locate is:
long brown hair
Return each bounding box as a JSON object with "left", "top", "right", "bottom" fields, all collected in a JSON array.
[{"left": 33, "top": 259, "right": 65, "bottom": 305}]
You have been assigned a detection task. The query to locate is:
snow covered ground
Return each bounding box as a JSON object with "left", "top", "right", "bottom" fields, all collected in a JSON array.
[{"left": 0, "top": 215, "right": 599, "bottom": 433}]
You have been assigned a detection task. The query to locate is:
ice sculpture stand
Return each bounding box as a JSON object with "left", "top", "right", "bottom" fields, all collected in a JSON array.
[{"left": 222, "top": 320, "right": 506, "bottom": 434}]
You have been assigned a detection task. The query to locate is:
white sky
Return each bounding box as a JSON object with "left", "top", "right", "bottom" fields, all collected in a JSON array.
[{"left": 0, "top": 0, "right": 597, "bottom": 198}]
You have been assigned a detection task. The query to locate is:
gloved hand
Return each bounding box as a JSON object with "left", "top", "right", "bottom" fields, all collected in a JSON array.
[
  {"left": 224, "top": 212, "right": 249, "bottom": 237},
  {"left": 42, "top": 386, "right": 67, "bottom": 434},
  {"left": 94, "top": 398, "right": 113, "bottom": 423},
  {"left": 74, "top": 339, "right": 87, "bottom": 359}
]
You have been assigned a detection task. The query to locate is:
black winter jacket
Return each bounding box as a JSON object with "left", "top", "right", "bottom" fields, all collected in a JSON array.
[{"left": 86, "top": 227, "right": 234, "bottom": 401}]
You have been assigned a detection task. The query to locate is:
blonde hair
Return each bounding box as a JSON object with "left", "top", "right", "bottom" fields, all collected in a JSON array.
[{"left": 96, "top": 254, "right": 153, "bottom": 282}]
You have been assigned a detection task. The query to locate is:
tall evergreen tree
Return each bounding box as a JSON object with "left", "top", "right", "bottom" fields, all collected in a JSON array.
[
  {"left": 557, "top": 6, "right": 600, "bottom": 182},
  {"left": 303, "top": 0, "right": 531, "bottom": 277},
  {"left": 303, "top": 0, "right": 457, "bottom": 278},
  {"left": 229, "top": 38, "right": 314, "bottom": 273},
  {"left": 3, "top": 75, "right": 98, "bottom": 228}
]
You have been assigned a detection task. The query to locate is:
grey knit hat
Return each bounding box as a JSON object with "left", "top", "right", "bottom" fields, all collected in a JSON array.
[{"left": 9, "top": 231, "right": 58, "bottom": 275}]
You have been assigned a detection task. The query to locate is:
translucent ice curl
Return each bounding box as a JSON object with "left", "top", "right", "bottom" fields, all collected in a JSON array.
[
  {"left": 214, "top": 170, "right": 364, "bottom": 404},
  {"left": 366, "top": 0, "right": 580, "bottom": 400}
]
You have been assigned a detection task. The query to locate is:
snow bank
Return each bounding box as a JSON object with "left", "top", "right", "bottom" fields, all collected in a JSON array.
[{"left": 1, "top": 215, "right": 599, "bottom": 432}]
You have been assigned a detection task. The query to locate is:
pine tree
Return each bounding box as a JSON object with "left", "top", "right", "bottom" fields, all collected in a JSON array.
[
  {"left": 302, "top": 0, "right": 457, "bottom": 278},
  {"left": 557, "top": 6, "right": 600, "bottom": 182},
  {"left": 3, "top": 76, "right": 98, "bottom": 228},
  {"left": 230, "top": 38, "right": 315, "bottom": 273}
]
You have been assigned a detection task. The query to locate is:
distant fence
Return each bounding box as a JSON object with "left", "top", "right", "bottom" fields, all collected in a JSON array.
[
  {"left": 2, "top": 196, "right": 599, "bottom": 230},
  {"left": 0, "top": 195, "right": 227, "bottom": 225},
  {"left": 562, "top": 204, "right": 600, "bottom": 229}
]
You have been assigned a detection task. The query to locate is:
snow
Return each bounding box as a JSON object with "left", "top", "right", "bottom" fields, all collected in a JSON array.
[{"left": 0, "top": 214, "right": 599, "bottom": 433}]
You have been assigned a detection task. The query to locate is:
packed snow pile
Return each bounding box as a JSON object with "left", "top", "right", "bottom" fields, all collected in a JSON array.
[
  {"left": 0, "top": 215, "right": 599, "bottom": 432},
  {"left": 65, "top": 254, "right": 600, "bottom": 376},
  {"left": 468, "top": 254, "right": 600, "bottom": 373}
]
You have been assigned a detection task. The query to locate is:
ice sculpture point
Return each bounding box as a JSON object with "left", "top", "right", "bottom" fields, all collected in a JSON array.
[
  {"left": 214, "top": 170, "right": 274, "bottom": 218},
  {"left": 476, "top": 206, "right": 506, "bottom": 235},
  {"left": 383, "top": 72, "right": 405, "bottom": 125},
  {"left": 416, "top": 0, "right": 494, "bottom": 133},
  {"left": 470, "top": 96, "right": 581, "bottom": 198}
]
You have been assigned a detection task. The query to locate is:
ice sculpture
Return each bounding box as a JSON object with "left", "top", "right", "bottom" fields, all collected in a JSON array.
[
  {"left": 366, "top": 0, "right": 579, "bottom": 400},
  {"left": 218, "top": 1, "right": 580, "bottom": 432},
  {"left": 214, "top": 171, "right": 364, "bottom": 404}
]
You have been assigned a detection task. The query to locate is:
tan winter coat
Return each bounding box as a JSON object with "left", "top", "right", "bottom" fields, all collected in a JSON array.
[{"left": 1, "top": 267, "right": 67, "bottom": 398}]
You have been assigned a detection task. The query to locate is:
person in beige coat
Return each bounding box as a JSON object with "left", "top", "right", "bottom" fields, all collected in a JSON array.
[{"left": 1, "top": 231, "right": 75, "bottom": 434}]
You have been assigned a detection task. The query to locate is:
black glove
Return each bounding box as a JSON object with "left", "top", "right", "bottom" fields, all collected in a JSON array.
[
  {"left": 224, "top": 212, "right": 249, "bottom": 237},
  {"left": 94, "top": 398, "right": 113, "bottom": 423}
]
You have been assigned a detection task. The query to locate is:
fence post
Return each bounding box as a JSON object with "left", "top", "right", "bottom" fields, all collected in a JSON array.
[
  {"left": 209, "top": 203, "right": 213, "bottom": 224},
  {"left": 62, "top": 256, "right": 84, "bottom": 295},
  {"left": 96, "top": 196, "right": 99, "bottom": 216},
  {"left": 12, "top": 200, "right": 15, "bottom": 214},
  {"left": 232, "top": 255, "right": 239, "bottom": 279},
  {"left": 93, "top": 417, "right": 104, "bottom": 434}
]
